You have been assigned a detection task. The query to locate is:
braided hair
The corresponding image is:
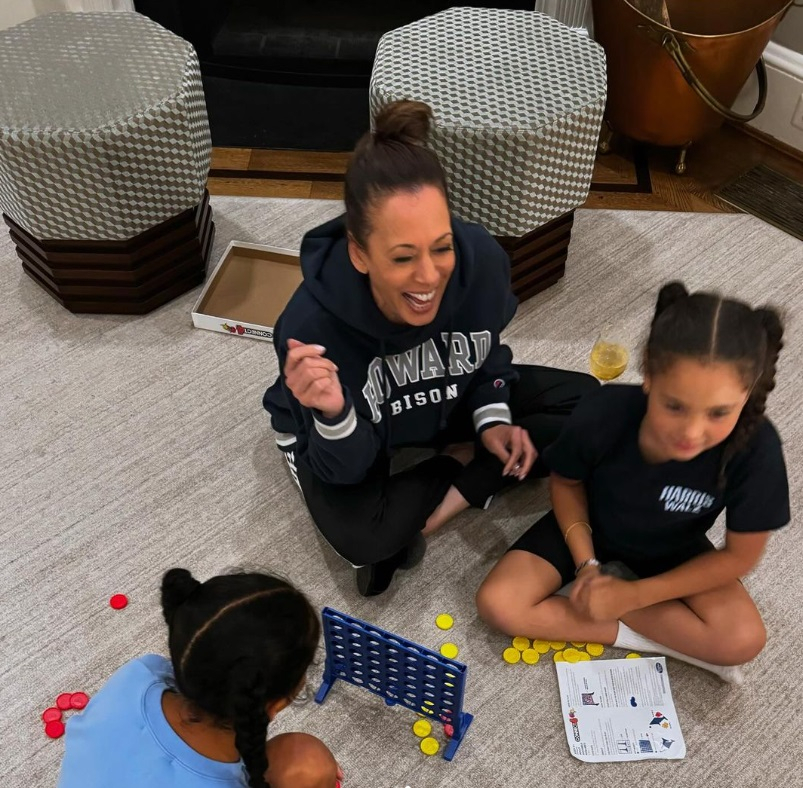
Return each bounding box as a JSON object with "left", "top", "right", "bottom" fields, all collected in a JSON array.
[
  {"left": 645, "top": 281, "right": 784, "bottom": 486},
  {"left": 161, "top": 568, "right": 320, "bottom": 788}
]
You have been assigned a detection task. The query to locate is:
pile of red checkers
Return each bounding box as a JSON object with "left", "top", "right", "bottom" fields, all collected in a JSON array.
[{"left": 42, "top": 692, "right": 90, "bottom": 738}]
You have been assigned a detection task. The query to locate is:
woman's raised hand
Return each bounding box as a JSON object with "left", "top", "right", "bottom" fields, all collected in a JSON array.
[{"left": 284, "top": 339, "right": 345, "bottom": 419}]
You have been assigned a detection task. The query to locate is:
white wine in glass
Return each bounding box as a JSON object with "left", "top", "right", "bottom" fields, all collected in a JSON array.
[{"left": 589, "top": 332, "right": 629, "bottom": 381}]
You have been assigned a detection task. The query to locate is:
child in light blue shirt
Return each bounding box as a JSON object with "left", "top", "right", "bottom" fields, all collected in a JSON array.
[{"left": 58, "top": 569, "right": 338, "bottom": 788}]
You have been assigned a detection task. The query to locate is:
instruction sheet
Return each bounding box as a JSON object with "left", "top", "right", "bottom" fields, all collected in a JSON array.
[{"left": 555, "top": 657, "right": 686, "bottom": 762}]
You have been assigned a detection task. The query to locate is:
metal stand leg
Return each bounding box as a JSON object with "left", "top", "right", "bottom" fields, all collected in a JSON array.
[
  {"left": 597, "top": 120, "right": 614, "bottom": 155},
  {"left": 674, "top": 142, "right": 691, "bottom": 175}
]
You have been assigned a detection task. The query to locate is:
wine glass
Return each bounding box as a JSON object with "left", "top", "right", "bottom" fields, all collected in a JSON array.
[{"left": 589, "top": 326, "right": 630, "bottom": 381}]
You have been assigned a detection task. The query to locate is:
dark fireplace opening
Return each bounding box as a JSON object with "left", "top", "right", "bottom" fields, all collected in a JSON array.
[{"left": 134, "top": 1, "right": 536, "bottom": 151}]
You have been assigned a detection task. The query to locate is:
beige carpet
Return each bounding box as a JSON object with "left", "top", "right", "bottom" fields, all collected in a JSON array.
[{"left": 1, "top": 198, "right": 800, "bottom": 788}]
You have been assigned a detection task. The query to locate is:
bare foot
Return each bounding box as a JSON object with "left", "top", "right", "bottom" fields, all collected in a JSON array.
[
  {"left": 421, "top": 443, "right": 475, "bottom": 536},
  {"left": 423, "top": 485, "right": 470, "bottom": 536}
]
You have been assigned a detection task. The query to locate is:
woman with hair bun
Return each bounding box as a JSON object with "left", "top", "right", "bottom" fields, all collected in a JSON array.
[{"left": 263, "top": 100, "right": 598, "bottom": 596}]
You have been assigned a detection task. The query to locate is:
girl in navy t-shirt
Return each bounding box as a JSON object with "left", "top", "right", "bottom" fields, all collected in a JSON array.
[
  {"left": 477, "top": 282, "right": 790, "bottom": 683},
  {"left": 58, "top": 569, "right": 340, "bottom": 788}
]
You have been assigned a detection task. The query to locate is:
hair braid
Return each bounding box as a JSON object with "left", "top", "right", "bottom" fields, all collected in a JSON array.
[
  {"left": 718, "top": 306, "right": 784, "bottom": 484},
  {"left": 231, "top": 662, "right": 271, "bottom": 788}
]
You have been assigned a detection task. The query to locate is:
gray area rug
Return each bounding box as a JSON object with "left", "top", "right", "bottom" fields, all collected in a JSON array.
[{"left": 1, "top": 197, "right": 801, "bottom": 787}]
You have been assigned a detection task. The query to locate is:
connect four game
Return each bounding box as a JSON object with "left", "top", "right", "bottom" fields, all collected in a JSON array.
[{"left": 315, "top": 608, "right": 474, "bottom": 761}]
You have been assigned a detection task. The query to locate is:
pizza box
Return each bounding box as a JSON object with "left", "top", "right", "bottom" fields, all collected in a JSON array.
[{"left": 191, "top": 241, "right": 302, "bottom": 341}]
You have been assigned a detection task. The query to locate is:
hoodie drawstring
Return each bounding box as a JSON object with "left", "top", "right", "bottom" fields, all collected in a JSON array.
[
  {"left": 439, "top": 326, "right": 453, "bottom": 431},
  {"left": 379, "top": 338, "right": 392, "bottom": 456}
]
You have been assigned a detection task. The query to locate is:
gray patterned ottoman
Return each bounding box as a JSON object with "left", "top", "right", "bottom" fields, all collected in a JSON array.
[
  {"left": 370, "top": 8, "right": 607, "bottom": 300},
  {"left": 0, "top": 12, "right": 213, "bottom": 314}
]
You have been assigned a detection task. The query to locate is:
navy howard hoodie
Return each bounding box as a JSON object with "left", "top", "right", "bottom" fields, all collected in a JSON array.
[{"left": 262, "top": 214, "right": 519, "bottom": 485}]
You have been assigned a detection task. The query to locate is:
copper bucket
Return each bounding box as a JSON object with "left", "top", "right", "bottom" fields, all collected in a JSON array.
[{"left": 592, "top": 0, "right": 795, "bottom": 171}]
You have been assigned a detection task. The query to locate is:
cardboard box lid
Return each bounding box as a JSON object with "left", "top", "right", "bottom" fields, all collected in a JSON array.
[{"left": 194, "top": 242, "right": 302, "bottom": 327}]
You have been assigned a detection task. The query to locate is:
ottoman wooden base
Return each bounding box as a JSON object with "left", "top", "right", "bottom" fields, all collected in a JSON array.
[
  {"left": 4, "top": 191, "right": 214, "bottom": 314},
  {"left": 495, "top": 211, "right": 574, "bottom": 302}
]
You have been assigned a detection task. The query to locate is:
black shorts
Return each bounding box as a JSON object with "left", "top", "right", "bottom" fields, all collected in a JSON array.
[{"left": 509, "top": 510, "right": 716, "bottom": 586}]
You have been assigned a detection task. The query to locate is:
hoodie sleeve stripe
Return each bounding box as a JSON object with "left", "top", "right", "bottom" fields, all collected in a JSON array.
[
  {"left": 314, "top": 405, "right": 358, "bottom": 441},
  {"left": 473, "top": 403, "right": 512, "bottom": 432}
]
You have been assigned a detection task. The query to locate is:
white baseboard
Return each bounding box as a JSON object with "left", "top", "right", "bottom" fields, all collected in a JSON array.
[{"left": 733, "top": 41, "right": 803, "bottom": 152}]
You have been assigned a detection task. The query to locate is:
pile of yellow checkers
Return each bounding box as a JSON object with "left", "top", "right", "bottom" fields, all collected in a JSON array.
[{"left": 502, "top": 636, "right": 642, "bottom": 665}]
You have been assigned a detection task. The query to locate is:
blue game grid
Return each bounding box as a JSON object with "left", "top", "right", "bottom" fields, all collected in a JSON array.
[{"left": 315, "top": 607, "right": 474, "bottom": 761}]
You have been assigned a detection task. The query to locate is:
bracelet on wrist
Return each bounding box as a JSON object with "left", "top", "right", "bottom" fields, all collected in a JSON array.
[
  {"left": 563, "top": 521, "right": 592, "bottom": 543},
  {"left": 575, "top": 558, "right": 601, "bottom": 575}
]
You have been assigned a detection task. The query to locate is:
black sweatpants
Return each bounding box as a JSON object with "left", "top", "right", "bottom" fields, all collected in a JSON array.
[{"left": 286, "top": 364, "right": 598, "bottom": 566}]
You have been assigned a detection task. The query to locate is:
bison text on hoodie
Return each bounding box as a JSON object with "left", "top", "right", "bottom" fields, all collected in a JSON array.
[{"left": 262, "top": 215, "right": 519, "bottom": 485}]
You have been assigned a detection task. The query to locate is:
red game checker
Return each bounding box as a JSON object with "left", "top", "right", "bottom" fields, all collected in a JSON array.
[
  {"left": 45, "top": 720, "right": 65, "bottom": 739},
  {"left": 70, "top": 692, "right": 90, "bottom": 710},
  {"left": 56, "top": 693, "right": 73, "bottom": 710},
  {"left": 42, "top": 708, "right": 62, "bottom": 723}
]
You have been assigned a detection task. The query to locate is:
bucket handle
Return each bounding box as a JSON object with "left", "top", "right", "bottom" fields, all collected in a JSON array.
[{"left": 661, "top": 32, "right": 767, "bottom": 123}]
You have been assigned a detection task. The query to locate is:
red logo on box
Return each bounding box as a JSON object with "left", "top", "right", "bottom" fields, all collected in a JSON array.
[{"left": 221, "top": 322, "right": 273, "bottom": 339}]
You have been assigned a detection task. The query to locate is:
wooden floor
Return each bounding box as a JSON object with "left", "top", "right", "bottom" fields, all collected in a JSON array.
[{"left": 208, "top": 123, "right": 803, "bottom": 213}]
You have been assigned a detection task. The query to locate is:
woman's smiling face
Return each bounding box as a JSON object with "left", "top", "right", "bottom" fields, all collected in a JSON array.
[{"left": 347, "top": 185, "right": 455, "bottom": 326}]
